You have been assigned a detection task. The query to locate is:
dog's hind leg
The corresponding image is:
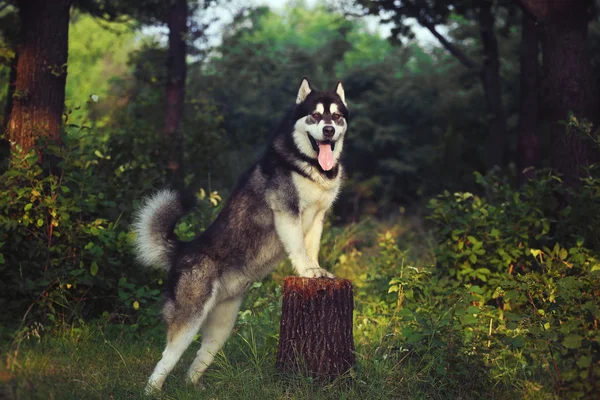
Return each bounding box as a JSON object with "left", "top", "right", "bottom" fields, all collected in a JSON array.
[
  {"left": 146, "top": 315, "right": 203, "bottom": 393},
  {"left": 187, "top": 295, "right": 243, "bottom": 385},
  {"left": 146, "top": 278, "right": 219, "bottom": 393}
]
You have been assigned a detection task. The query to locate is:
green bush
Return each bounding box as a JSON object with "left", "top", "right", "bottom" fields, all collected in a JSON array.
[
  {"left": 424, "top": 168, "right": 600, "bottom": 397},
  {"left": 0, "top": 126, "right": 221, "bottom": 334},
  {"left": 0, "top": 139, "right": 150, "bottom": 331}
]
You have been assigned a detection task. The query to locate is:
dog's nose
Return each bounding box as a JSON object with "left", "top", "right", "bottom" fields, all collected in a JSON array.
[{"left": 323, "top": 126, "right": 335, "bottom": 138}]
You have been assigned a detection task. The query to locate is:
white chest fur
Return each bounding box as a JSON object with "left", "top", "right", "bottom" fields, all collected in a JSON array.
[{"left": 292, "top": 171, "right": 341, "bottom": 233}]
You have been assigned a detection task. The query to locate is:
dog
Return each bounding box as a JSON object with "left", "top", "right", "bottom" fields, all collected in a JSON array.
[{"left": 133, "top": 78, "right": 349, "bottom": 392}]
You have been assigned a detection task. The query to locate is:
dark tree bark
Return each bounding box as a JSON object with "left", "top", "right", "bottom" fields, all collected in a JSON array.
[
  {"left": 478, "top": 0, "right": 508, "bottom": 169},
  {"left": 514, "top": 0, "right": 599, "bottom": 187},
  {"left": 164, "top": 0, "right": 188, "bottom": 190},
  {"left": 516, "top": 13, "right": 540, "bottom": 186},
  {"left": 6, "top": 0, "right": 71, "bottom": 153},
  {"left": 277, "top": 277, "right": 355, "bottom": 378}
]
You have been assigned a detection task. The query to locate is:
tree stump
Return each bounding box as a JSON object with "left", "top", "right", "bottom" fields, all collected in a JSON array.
[{"left": 276, "top": 277, "right": 355, "bottom": 379}]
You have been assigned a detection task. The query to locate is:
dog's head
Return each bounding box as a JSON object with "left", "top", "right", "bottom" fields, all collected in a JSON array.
[{"left": 292, "top": 78, "right": 348, "bottom": 172}]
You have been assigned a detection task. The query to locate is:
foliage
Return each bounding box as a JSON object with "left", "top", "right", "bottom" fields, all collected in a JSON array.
[
  {"left": 65, "top": 13, "right": 136, "bottom": 126},
  {"left": 184, "top": 4, "right": 522, "bottom": 215},
  {"left": 428, "top": 171, "right": 555, "bottom": 299},
  {"left": 425, "top": 166, "right": 600, "bottom": 397},
  {"left": 2, "top": 2, "right": 599, "bottom": 399},
  {"left": 0, "top": 121, "right": 221, "bottom": 333}
]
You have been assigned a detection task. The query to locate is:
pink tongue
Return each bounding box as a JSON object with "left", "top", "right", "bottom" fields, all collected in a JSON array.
[{"left": 318, "top": 143, "right": 335, "bottom": 171}]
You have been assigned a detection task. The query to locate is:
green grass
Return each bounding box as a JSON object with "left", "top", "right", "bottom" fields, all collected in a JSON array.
[
  {"left": 0, "top": 220, "right": 562, "bottom": 400},
  {"left": 0, "top": 323, "right": 398, "bottom": 400},
  {"left": 0, "top": 313, "right": 552, "bottom": 400}
]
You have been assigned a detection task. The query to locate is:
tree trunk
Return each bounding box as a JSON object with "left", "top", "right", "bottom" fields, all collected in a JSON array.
[
  {"left": 516, "top": 13, "right": 540, "bottom": 186},
  {"left": 478, "top": 0, "right": 508, "bottom": 170},
  {"left": 6, "top": 0, "right": 71, "bottom": 153},
  {"left": 164, "top": 0, "right": 187, "bottom": 190},
  {"left": 542, "top": 2, "right": 598, "bottom": 187},
  {"left": 514, "top": 0, "right": 599, "bottom": 187},
  {"left": 277, "top": 277, "right": 355, "bottom": 379}
]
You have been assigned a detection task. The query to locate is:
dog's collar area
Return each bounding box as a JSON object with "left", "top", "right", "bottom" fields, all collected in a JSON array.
[{"left": 307, "top": 133, "right": 335, "bottom": 154}]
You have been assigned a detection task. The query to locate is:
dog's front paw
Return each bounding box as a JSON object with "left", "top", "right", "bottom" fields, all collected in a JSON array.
[
  {"left": 144, "top": 382, "right": 161, "bottom": 396},
  {"left": 301, "top": 267, "right": 334, "bottom": 279}
]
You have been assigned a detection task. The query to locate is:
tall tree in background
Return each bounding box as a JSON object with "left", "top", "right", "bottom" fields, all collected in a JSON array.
[
  {"left": 164, "top": 0, "right": 188, "bottom": 190},
  {"left": 514, "top": 0, "right": 599, "bottom": 187},
  {"left": 516, "top": 12, "right": 539, "bottom": 185},
  {"left": 357, "top": 0, "right": 511, "bottom": 170},
  {"left": 6, "top": 0, "right": 72, "bottom": 152},
  {"left": 477, "top": 0, "right": 507, "bottom": 169}
]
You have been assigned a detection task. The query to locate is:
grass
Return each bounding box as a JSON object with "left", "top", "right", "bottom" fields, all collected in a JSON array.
[
  {"left": 0, "top": 220, "right": 559, "bottom": 400},
  {"left": 0, "top": 302, "right": 552, "bottom": 400},
  {"left": 0, "top": 323, "right": 401, "bottom": 400}
]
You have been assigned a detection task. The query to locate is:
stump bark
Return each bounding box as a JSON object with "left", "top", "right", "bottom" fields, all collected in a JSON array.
[{"left": 276, "top": 277, "right": 355, "bottom": 378}]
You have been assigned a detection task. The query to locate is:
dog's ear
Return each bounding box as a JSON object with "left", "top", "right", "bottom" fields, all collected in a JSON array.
[
  {"left": 334, "top": 81, "right": 346, "bottom": 107},
  {"left": 296, "top": 77, "right": 312, "bottom": 104}
]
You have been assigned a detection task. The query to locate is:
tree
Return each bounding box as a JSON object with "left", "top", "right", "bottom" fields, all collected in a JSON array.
[
  {"left": 516, "top": 12, "right": 539, "bottom": 185},
  {"left": 5, "top": 0, "right": 72, "bottom": 152},
  {"left": 357, "top": 0, "right": 511, "bottom": 169},
  {"left": 164, "top": 0, "right": 188, "bottom": 190},
  {"left": 514, "top": 0, "right": 599, "bottom": 187}
]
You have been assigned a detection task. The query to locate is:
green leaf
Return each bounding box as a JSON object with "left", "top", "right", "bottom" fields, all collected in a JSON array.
[
  {"left": 462, "top": 314, "right": 478, "bottom": 325},
  {"left": 469, "top": 285, "right": 484, "bottom": 294},
  {"left": 543, "top": 322, "right": 550, "bottom": 330},
  {"left": 577, "top": 355, "right": 592, "bottom": 369},
  {"left": 24, "top": 203, "right": 33, "bottom": 211},
  {"left": 466, "top": 306, "right": 480, "bottom": 315},
  {"left": 559, "top": 248, "right": 568, "bottom": 260},
  {"left": 36, "top": 218, "right": 44, "bottom": 227},
  {"left": 467, "top": 236, "right": 479, "bottom": 245},
  {"left": 563, "top": 334, "right": 582, "bottom": 349},
  {"left": 61, "top": 186, "right": 71, "bottom": 193},
  {"left": 530, "top": 249, "right": 541, "bottom": 258},
  {"left": 552, "top": 242, "right": 560, "bottom": 256},
  {"left": 90, "top": 262, "right": 98, "bottom": 276}
]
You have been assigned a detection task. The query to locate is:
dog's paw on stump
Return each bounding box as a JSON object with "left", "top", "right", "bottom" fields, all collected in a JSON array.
[{"left": 276, "top": 276, "right": 355, "bottom": 378}]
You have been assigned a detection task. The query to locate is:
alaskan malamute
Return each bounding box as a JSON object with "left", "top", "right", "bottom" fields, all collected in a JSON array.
[{"left": 134, "top": 78, "right": 349, "bottom": 392}]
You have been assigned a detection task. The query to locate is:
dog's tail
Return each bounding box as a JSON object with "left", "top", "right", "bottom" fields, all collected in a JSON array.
[{"left": 132, "top": 190, "right": 196, "bottom": 270}]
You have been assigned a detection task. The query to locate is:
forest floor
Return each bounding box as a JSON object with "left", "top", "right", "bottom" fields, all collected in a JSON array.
[
  {"left": 0, "top": 220, "right": 558, "bottom": 400},
  {"left": 0, "top": 303, "right": 553, "bottom": 400}
]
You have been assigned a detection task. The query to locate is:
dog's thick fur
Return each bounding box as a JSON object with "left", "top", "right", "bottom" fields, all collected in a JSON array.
[{"left": 133, "top": 78, "right": 349, "bottom": 392}]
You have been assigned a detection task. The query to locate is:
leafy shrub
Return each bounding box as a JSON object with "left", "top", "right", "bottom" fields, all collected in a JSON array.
[
  {"left": 0, "top": 139, "right": 150, "bottom": 331},
  {"left": 0, "top": 126, "right": 221, "bottom": 334},
  {"left": 496, "top": 243, "right": 600, "bottom": 397},
  {"left": 425, "top": 167, "right": 600, "bottom": 397},
  {"left": 427, "top": 171, "right": 558, "bottom": 300}
]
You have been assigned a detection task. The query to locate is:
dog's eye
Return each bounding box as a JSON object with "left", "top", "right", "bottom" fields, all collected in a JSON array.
[
  {"left": 332, "top": 113, "right": 341, "bottom": 120},
  {"left": 312, "top": 113, "right": 320, "bottom": 119}
]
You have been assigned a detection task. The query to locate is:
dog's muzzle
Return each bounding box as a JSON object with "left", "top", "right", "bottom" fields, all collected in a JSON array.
[{"left": 307, "top": 133, "right": 335, "bottom": 153}]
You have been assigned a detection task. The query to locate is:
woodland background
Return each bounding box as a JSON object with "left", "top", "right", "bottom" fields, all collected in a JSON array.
[{"left": 0, "top": 0, "right": 599, "bottom": 398}]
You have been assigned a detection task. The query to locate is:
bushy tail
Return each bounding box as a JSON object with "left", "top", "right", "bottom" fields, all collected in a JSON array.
[{"left": 133, "top": 190, "right": 195, "bottom": 270}]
